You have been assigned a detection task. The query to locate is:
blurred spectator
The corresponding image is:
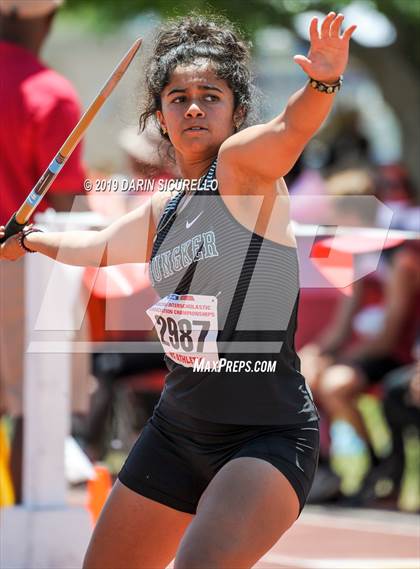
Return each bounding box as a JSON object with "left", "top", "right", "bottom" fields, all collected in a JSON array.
[
  {"left": 0, "top": 0, "right": 85, "bottom": 220},
  {"left": 375, "top": 163, "right": 419, "bottom": 232},
  {"left": 85, "top": 123, "right": 178, "bottom": 219},
  {"left": 0, "top": 0, "right": 87, "bottom": 502},
  {"left": 119, "top": 123, "right": 177, "bottom": 183},
  {"left": 349, "top": 361, "right": 419, "bottom": 508},
  {"left": 375, "top": 163, "right": 416, "bottom": 206},
  {"left": 301, "top": 169, "right": 420, "bottom": 504},
  {"left": 287, "top": 108, "right": 373, "bottom": 226},
  {"left": 317, "top": 243, "right": 419, "bottom": 435},
  {"left": 287, "top": 107, "right": 373, "bottom": 194},
  {"left": 323, "top": 108, "right": 372, "bottom": 173}
]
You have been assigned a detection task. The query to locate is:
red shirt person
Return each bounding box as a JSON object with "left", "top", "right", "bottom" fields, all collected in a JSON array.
[
  {"left": 0, "top": 15, "right": 85, "bottom": 219},
  {"left": 0, "top": 0, "right": 86, "bottom": 503}
]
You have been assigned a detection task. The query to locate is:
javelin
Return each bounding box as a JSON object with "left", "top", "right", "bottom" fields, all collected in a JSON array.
[{"left": 0, "top": 38, "right": 142, "bottom": 244}]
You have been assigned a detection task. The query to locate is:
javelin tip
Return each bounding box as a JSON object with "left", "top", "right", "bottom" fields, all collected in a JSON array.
[{"left": 132, "top": 38, "right": 143, "bottom": 52}]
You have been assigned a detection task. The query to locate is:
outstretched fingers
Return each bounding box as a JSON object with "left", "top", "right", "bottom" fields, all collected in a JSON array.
[
  {"left": 342, "top": 24, "right": 357, "bottom": 42},
  {"left": 320, "top": 12, "right": 336, "bottom": 39},
  {"left": 309, "top": 17, "right": 320, "bottom": 44},
  {"left": 330, "top": 13, "right": 345, "bottom": 38},
  {"left": 296, "top": 12, "right": 356, "bottom": 78},
  {"left": 317, "top": 12, "right": 356, "bottom": 43}
]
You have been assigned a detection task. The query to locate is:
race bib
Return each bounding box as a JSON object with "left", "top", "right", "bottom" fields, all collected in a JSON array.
[{"left": 146, "top": 294, "right": 219, "bottom": 368}]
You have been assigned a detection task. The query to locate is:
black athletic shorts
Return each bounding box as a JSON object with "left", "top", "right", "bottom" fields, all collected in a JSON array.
[{"left": 118, "top": 399, "right": 320, "bottom": 516}]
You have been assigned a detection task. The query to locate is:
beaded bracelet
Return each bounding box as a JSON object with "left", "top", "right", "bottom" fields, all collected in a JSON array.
[
  {"left": 309, "top": 75, "right": 343, "bottom": 94},
  {"left": 18, "top": 226, "right": 43, "bottom": 253}
]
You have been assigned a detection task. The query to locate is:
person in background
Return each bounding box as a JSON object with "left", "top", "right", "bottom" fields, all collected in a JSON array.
[
  {"left": 118, "top": 122, "right": 178, "bottom": 189},
  {"left": 300, "top": 170, "right": 419, "bottom": 504},
  {"left": 375, "top": 163, "right": 419, "bottom": 232},
  {"left": 352, "top": 358, "right": 419, "bottom": 508},
  {"left": 0, "top": 0, "right": 86, "bottom": 502}
]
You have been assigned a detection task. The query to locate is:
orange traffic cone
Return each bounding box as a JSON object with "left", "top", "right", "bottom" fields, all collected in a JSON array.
[
  {"left": 0, "top": 419, "right": 15, "bottom": 507},
  {"left": 86, "top": 464, "right": 112, "bottom": 524}
]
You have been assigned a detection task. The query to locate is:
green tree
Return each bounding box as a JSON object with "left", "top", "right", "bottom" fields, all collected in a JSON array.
[{"left": 66, "top": 0, "right": 420, "bottom": 188}]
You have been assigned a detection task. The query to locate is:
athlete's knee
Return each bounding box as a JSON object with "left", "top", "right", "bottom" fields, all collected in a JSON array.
[{"left": 319, "top": 364, "right": 362, "bottom": 401}]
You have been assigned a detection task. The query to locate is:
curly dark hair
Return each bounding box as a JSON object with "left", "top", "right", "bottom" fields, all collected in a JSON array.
[{"left": 139, "top": 13, "right": 257, "bottom": 140}]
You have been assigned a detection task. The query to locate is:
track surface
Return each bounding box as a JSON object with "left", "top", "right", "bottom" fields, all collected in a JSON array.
[
  {"left": 253, "top": 506, "right": 419, "bottom": 569},
  {"left": 70, "top": 488, "right": 419, "bottom": 568}
]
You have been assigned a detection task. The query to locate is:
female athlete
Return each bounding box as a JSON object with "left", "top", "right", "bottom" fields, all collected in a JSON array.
[{"left": 1, "top": 12, "right": 356, "bottom": 569}]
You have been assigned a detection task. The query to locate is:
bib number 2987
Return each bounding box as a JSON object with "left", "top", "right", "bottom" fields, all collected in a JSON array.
[
  {"left": 146, "top": 294, "right": 219, "bottom": 368},
  {"left": 154, "top": 316, "right": 209, "bottom": 352}
]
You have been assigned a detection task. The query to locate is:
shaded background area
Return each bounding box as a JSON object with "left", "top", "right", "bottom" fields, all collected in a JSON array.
[{"left": 44, "top": 0, "right": 419, "bottom": 191}]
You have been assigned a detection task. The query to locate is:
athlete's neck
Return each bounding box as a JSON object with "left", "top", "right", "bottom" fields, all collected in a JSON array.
[{"left": 174, "top": 153, "right": 216, "bottom": 181}]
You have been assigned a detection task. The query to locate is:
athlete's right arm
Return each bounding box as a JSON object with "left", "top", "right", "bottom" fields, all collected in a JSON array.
[{"left": 0, "top": 191, "right": 171, "bottom": 266}]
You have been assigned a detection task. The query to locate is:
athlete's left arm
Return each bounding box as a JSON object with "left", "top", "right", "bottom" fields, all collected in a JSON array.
[{"left": 219, "top": 12, "right": 356, "bottom": 181}]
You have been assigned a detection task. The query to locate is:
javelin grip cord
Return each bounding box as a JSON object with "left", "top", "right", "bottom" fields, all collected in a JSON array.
[{"left": 1, "top": 213, "right": 26, "bottom": 243}]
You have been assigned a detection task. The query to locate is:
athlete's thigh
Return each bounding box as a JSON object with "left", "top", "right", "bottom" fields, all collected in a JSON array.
[
  {"left": 83, "top": 480, "right": 194, "bottom": 569},
  {"left": 174, "top": 457, "right": 299, "bottom": 569}
]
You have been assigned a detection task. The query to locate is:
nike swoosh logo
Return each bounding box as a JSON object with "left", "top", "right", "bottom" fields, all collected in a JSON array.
[{"left": 186, "top": 211, "right": 203, "bottom": 229}]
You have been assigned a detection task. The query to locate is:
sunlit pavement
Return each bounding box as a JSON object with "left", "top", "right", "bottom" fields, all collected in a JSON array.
[{"left": 68, "top": 486, "right": 419, "bottom": 569}]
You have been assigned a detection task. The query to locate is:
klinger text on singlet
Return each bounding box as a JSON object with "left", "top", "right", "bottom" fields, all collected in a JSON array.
[{"left": 150, "top": 230, "right": 219, "bottom": 284}]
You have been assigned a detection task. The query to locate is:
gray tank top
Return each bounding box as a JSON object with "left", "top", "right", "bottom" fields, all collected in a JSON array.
[{"left": 150, "top": 159, "right": 319, "bottom": 425}]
